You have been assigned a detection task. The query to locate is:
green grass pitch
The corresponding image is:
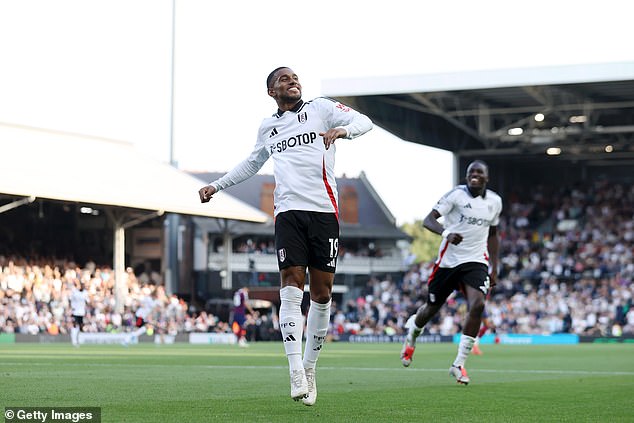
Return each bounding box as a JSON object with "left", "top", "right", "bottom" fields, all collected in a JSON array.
[{"left": 1, "top": 342, "right": 633, "bottom": 422}]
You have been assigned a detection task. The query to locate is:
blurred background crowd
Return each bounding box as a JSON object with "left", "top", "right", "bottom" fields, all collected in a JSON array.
[{"left": 1, "top": 180, "right": 632, "bottom": 339}]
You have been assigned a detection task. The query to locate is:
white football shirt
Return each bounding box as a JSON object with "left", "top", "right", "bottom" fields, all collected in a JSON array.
[
  {"left": 210, "top": 98, "right": 372, "bottom": 216},
  {"left": 70, "top": 288, "right": 89, "bottom": 317},
  {"left": 135, "top": 295, "right": 156, "bottom": 320},
  {"left": 433, "top": 185, "right": 502, "bottom": 268}
]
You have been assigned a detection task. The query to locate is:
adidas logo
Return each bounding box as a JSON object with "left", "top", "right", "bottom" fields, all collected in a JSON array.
[
  {"left": 312, "top": 335, "right": 325, "bottom": 350},
  {"left": 269, "top": 128, "right": 278, "bottom": 138},
  {"left": 463, "top": 203, "right": 472, "bottom": 208},
  {"left": 283, "top": 334, "right": 296, "bottom": 342}
]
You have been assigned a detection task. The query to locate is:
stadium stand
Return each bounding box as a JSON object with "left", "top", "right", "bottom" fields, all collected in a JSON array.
[
  {"left": 0, "top": 256, "right": 229, "bottom": 336},
  {"left": 334, "top": 179, "right": 633, "bottom": 337},
  {"left": 2, "top": 178, "right": 632, "bottom": 338}
]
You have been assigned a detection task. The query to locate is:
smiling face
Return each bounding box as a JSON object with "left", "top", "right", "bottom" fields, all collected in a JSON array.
[
  {"left": 267, "top": 67, "right": 302, "bottom": 109},
  {"left": 465, "top": 161, "right": 489, "bottom": 195}
]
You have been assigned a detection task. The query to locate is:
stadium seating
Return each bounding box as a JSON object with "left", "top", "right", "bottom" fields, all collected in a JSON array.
[{"left": 1, "top": 180, "right": 632, "bottom": 338}]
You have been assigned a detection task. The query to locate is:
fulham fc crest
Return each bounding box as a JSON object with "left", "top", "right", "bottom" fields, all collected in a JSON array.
[
  {"left": 278, "top": 248, "right": 287, "bottom": 263},
  {"left": 297, "top": 112, "right": 308, "bottom": 124}
]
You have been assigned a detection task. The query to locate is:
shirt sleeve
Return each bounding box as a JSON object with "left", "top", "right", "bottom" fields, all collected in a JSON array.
[
  {"left": 433, "top": 188, "right": 458, "bottom": 216},
  {"left": 491, "top": 194, "right": 503, "bottom": 226},
  {"left": 316, "top": 97, "right": 373, "bottom": 139},
  {"left": 209, "top": 129, "right": 271, "bottom": 192}
]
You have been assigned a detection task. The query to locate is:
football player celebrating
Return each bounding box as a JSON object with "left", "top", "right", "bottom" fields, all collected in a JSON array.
[
  {"left": 401, "top": 160, "right": 501, "bottom": 385},
  {"left": 199, "top": 67, "right": 372, "bottom": 405}
]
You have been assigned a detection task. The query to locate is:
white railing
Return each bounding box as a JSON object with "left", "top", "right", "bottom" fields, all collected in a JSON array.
[{"left": 207, "top": 253, "right": 407, "bottom": 274}]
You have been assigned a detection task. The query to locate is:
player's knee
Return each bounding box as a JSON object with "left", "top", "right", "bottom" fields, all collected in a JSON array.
[
  {"left": 307, "top": 270, "right": 334, "bottom": 303},
  {"left": 307, "top": 281, "right": 331, "bottom": 303},
  {"left": 418, "top": 304, "right": 438, "bottom": 322},
  {"left": 311, "top": 292, "right": 331, "bottom": 304},
  {"left": 280, "top": 267, "right": 306, "bottom": 289},
  {"left": 470, "top": 299, "right": 485, "bottom": 316}
]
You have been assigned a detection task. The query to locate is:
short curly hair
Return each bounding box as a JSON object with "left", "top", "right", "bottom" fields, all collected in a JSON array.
[{"left": 266, "top": 67, "right": 289, "bottom": 89}]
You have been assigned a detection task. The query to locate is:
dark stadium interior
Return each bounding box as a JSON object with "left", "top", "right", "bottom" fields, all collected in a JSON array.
[
  {"left": 328, "top": 68, "right": 634, "bottom": 223},
  {"left": 0, "top": 197, "right": 112, "bottom": 264},
  {"left": 332, "top": 78, "right": 634, "bottom": 164}
]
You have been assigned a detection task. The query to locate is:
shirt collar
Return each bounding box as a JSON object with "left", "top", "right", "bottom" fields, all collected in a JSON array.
[
  {"left": 464, "top": 185, "right": 487, "bottom": 198},
  {"left": 276, "top": 99, "right": 304, "bottom": 116}
]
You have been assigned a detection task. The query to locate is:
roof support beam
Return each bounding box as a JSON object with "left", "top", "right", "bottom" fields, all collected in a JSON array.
[
  {"left": 447, "top": 100, "right": 634, "bottom": 117},
  {"left": 406, "top": 93, "right": 489, "bottom": 147},
  {"left": 0, "top": 196, "right": 36, "bottom": 214},
  {"left": 122, "top": 210, "right": 165, "bottom": 229},
  {"left": 105, "top": 208, "right": 166, "bottom": 314}
]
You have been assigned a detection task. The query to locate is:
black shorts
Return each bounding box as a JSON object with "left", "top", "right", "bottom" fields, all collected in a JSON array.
[
  {"left": 275, "top": 210, "right": 339, "bottom": 273},
  {"left": 426, "top": 262, "right": 490, "bottom": 305},
  {"left": 72, "top": 315, "right": 84, "bottom": 327}
]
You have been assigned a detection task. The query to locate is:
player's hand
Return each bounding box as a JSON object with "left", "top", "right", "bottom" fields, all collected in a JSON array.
[
  {"left": 319, "top": 127, "right": 347, "bottom": 150},
  {"left": 446, "top": 233, "right": 463, "bottom": 245},
  {"left": 198, "top": 185, "right": 216, "bottom": 203}
]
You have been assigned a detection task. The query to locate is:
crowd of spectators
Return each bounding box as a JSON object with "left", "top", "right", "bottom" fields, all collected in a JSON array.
[
  {"left": 1, "top": 180, "right": 632, "bottom": 340},
  {"left": 0, "top": 256, "right": 237, "bottom": 336},
  {"left": 330, "top": 180, "right": 634, "bottom": 338}
]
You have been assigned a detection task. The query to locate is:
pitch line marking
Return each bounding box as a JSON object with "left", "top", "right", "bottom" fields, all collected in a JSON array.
[
  {"left": 3, "top": 362, "right": 633, "bottom": 376},
  {"left": 202, "top": 365, "right": 634, "bottom": 376}
]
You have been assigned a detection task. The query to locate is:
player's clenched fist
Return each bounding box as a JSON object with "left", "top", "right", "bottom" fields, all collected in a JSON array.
[{"left": 199, "top": 185, "right": 217, "bottom": 203}]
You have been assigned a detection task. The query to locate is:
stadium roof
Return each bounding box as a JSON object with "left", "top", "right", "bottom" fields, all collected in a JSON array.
[
  {"left": 322, "top": 61, "right": 634, "bottom": 165},
  {"left": 0, "top": 122, "right": 269, "bottom": 223}
]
